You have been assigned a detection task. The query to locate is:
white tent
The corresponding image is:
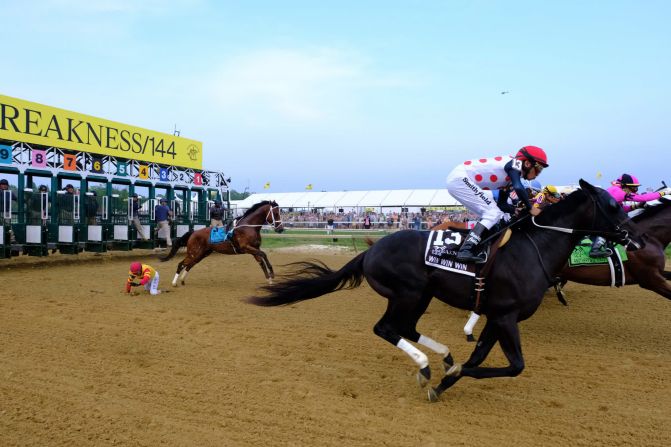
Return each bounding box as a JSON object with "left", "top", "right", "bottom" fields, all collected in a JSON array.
[{"left": 230, "top": 189, "right": 461, "bottom": 212}]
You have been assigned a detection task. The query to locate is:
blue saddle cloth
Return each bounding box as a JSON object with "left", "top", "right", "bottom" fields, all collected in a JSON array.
[{"left": 210, "top": 227, "right": 227, "bottom": 244}]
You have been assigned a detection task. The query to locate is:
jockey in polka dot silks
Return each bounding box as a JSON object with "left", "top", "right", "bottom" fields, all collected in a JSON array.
[
  {"left": 446, "top": 145, "right": 549, "bottom": 263},
  {"left": 589, "top": 173, "right": 668, "bottom": 257}
]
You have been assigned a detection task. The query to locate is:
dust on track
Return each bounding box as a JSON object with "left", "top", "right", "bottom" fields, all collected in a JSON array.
[{"left": 1, "top": 249, "right": 669, "bottom": 447}]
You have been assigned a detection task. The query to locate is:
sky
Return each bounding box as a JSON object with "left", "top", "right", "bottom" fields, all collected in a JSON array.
[{"left": 2, "top": 0, "right": 670, "bottom": 194}]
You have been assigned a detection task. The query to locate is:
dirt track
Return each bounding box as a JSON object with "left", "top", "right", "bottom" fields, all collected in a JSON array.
[{"left": 1, "top": 248, "right": 670, "bottom": 446}]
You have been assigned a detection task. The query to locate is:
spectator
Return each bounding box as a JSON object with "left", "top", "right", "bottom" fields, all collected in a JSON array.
[
  {"left": 209, "top": 200, "right": 225, "bottom": 227},
  {"left": 130, "top": 193, "right": 148, "bottom": 240},
  {"left": 155, "top": 198, "right": 173, "bottom": 247},
  {"left": 85, "top": 191, "right": 99, "bottom": 225},
  {"left": 363, "top": 214, "right": 371, "bottom": 229},
  {"left": 1, "top": 179, "right": 18, "bottom": 242}
]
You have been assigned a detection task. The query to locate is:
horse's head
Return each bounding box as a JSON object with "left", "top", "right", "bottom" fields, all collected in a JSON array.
[
  {"left": 267, "top": 201, "right": 284, "bottom": 233},
  {"left": 578, "top": 179, "right": 643, "bottom": 249}
]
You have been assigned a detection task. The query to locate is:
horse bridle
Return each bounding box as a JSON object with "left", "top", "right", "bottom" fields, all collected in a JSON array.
[
  {"left": 234, "top": 205, "right": 283, "bottom": 229},
  {"left": 531, "top": 192, "right": 640, "bottom": 249},
  {"left": 265, "top": 205, "right": 283, "bottom": 229},
  {"left": 523, "top": 192, "right": 639, "bottom": 286}
]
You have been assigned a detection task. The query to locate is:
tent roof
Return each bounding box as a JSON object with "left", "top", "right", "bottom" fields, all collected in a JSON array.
[{"left": 230, "top": 189, "right": 461, "bottom": 209}]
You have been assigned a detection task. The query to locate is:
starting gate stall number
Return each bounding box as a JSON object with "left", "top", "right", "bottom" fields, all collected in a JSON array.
[
  {"left": 0, "top": 144, "right": 12, "bottom": 164},
  {"left": 117, "top": 162, "right": 128, "bottom": 177},
  {"left": 159, "top": 168, "right": 169, "bottom": 182},
  {"left": 138, "top": 165, "right": 149, "bottom": 180},
  {"left": 31, "top": 149, "right": 47, "bottom": 168},
  {"left": 63, "top": 154, "right": 77, "bottom": 171},
  {"left": 91, "top": 158, "right": 104, "bottom": 174},
  {"left": 193, "top": 172, "right": 203, "bottom": 186}
]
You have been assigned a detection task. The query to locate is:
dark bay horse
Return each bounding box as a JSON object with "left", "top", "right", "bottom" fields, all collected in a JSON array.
[
  {"left": 556, "top": 196, "right": 671, "bottom": 300},
  {"left": 247, "top": 180, "right": 640, "bottom": 401},
  {"left": 160, "top": 200, "right": 284, "bottom": 287}
]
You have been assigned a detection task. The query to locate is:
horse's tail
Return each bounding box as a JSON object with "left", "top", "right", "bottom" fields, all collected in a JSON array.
[
  {"left": 247, "top": 252, "right": 367, "bottom": 306},
  {"left": 159, "top": 230, "right": 194, "bottom": 262}
]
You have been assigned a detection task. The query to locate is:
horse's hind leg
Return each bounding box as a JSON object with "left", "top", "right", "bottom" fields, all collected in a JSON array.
[
  {"left": 172, "top": 260, "right": 186, "bottom": 287},
  {"left": 373, "top": 290, "right": 439, "bottom": 388},
  {"left": 179, "top": 250, "right": 213, "bottom": 286}
]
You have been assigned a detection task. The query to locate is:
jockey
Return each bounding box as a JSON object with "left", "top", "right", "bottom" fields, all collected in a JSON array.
[
  {"left": 446, "top": 145, "right": 548, "bottom": 262},
  {"left": 126, "top": 261, "right": 161, "bottom": 295},
  {"left": 532, "top": 184, "right": 562, "bottom": 209},
  {"left": 589, "top": 173, "right": 667, "bottom": 257}
]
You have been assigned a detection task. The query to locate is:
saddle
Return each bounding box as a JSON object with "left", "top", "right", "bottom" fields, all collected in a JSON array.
[
  {"left": 425, "top": 227, "right": 512, "bottom": 312},
  {"left": 568, "top": 238, "right": 628, "bottom": 287}
]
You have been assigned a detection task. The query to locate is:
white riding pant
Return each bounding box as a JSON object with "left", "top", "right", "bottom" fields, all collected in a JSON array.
[
  {"left": 144, "top": 272, "right": 160, "bottom": 295},
  {"left": 446, "top": 165, "right": 505, "bottom": 230}
]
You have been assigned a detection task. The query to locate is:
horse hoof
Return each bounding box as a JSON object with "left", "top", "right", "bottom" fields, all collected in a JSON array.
[
  {"left": 427, "top": 387, "right": 440, "bottom": 403},
  {"left": 416, "top": 366, "right": 431, "bottom": 388},
  {"left": 442, "top": 353, "right": 454, "bottom": 373},
  {"left": 181, "top": 281, "right": 185, "bottom": 286},
  {"left": 466, "top": 334, "right": 476, "bottom": 342},
  {"left": 171, "top": 282, "right": 178, "bottom": 288},
  {"left": 446, "top": 363, "right": 462, "bottom": 377}
]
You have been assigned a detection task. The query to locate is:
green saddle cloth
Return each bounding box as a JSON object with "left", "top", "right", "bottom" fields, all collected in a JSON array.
[{"left": 568, "top": 238, "right": 628, "bottom": 267}]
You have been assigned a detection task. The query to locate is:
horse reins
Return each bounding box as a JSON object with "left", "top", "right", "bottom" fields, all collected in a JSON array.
[{"left": 232, "top": 205, "right": 283, "bottom": 230}]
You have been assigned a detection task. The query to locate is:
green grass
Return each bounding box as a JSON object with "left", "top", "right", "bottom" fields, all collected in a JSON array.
[{"left": 260, "top": 228, "right": 392, "bottom": 251}]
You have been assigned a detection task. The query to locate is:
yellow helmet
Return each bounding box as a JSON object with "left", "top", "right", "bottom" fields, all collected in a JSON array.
[{"left": 543, "top": 185, "right": 560, "bottom": 198}]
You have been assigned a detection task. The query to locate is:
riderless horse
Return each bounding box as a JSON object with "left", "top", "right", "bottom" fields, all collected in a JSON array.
[
  {"left": 556, "top": 195, "right": 671, "bottom": 301},
  {"left": 160, "top": 200, "right": 283, "bottom": 286},
  {"left": 247, "top": 180, "right": 640, "bottom": 401}
]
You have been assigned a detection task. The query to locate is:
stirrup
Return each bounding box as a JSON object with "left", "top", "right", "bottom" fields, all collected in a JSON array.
[
  {"left": 589, "top": 248, "right": 613, "bottom": 258},
  {"left": 456, "top": 250, "right": 487, "bottom": 263}
]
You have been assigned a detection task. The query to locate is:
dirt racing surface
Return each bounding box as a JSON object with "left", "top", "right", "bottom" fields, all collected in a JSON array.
[{"left": 1, "top": 248, "right": 670, "bottom": 447}]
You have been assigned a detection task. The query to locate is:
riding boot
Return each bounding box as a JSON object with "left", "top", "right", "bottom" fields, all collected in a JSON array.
[
  {"left": 589, "top": 236, "right": 613, "bottom": 258},
  {"left": 456, "top": 222, "right": 488, "bottom": 263}
]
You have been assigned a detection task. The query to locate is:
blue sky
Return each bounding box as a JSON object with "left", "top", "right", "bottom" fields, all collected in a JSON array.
[{"left": 2, "top": 0, "right": 670, "bottom": 193}]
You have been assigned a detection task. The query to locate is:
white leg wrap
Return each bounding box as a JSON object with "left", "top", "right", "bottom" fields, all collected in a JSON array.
[
  {"left": 397, "top": 339, "right": 429, "bottom": 369},
  {"left": 418, "top": 335, "right": 449, "bottom": 355},
  {"left": 180, "top": 270, "right": 189, "bottom": 283},
  {"left": 464, "top": 312, "right": 481, "bottom": 336},
  {"left": 172, "top": 273, "right": 180, "bottom": 286}
]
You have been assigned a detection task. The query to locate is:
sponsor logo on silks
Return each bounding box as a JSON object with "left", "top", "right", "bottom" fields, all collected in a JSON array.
[{"left": 462, "top": 177, "right": 492, "bottom": 205}]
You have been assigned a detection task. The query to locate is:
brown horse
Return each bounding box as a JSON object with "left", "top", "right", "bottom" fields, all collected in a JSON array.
[
  {"left": 556, "top": 197, "right": 671, "bottom": 300},
  {"left": 430, "top": 220, "right": 471, "bottom": 231},
  {"left": 160, "top": 200, "right": 284, "bottom": 287}
]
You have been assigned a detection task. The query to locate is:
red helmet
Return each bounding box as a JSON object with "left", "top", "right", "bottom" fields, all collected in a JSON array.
[
  {"left": 129, "top": 262, "right": 142, "bottom": 275},
  {"left": 516, "top": 146, "right": 549, "bottom": 167}
]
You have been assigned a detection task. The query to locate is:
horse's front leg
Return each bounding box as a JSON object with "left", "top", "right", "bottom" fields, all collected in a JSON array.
[{"left": 428, "top": 317, "right": 500, "bottom": 402}]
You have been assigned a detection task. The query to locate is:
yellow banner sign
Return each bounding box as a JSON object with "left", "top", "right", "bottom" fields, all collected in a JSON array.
[{"left": 0, "top": 94, "right": 202, "bottom": 169}]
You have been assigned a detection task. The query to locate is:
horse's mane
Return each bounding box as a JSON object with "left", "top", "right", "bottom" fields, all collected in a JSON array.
[
  {"left": 632, "top": 198, "right": 671, "bottom": 223},
  {"left": 530, "top": 188, "right": 587, "bottom": 225},
  {"left": 238, "top": 200, "right": 277, "bottom": 219}
]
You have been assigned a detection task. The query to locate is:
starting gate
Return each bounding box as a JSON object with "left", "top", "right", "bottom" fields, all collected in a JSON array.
[
  {"left": 84, "top": 192, "right": 109, "bottom": 252},
  {"left": 23, "top": 189, "right": 50, "bottom": 256},
  {"left": 55, "top": 191, "right": 82, "bottom": 254}
]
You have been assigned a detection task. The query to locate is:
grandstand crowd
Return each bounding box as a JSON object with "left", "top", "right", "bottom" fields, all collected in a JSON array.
[{"left": 278, "top": 209, "right": 476, "bottom": 230}]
